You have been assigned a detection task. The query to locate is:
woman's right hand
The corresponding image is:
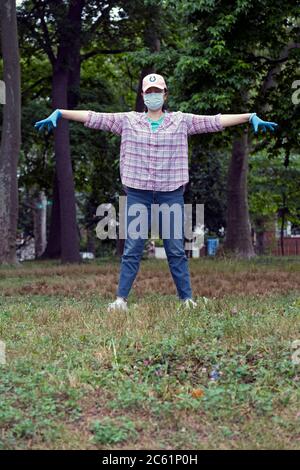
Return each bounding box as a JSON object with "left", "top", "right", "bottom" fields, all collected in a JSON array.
[{"left": 34, "top": 109, "right": 62, "bottom": 132}]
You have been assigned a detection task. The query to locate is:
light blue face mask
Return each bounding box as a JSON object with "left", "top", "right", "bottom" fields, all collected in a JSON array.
[{"left": 143, "top": 92, "right": 164, "bottom": 111}]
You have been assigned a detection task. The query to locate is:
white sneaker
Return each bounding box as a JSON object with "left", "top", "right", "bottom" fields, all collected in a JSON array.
[
  {"left": 107, "top": 297, "right": 128, "bottom": 312},
  {"left": 183, "top": 298, "right": 197, "bottom": 309},
  {"left": 177, "top": 298, "right": 198, "bottom": 312}
]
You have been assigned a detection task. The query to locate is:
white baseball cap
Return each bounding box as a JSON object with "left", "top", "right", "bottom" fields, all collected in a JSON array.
[{"left": 142, "top": 73, "right": 167, "bottom": 92}]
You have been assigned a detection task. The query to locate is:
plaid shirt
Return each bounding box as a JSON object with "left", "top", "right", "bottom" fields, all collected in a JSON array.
[{"left": 84, "top": 110, "right": 225, "bottom": 192}]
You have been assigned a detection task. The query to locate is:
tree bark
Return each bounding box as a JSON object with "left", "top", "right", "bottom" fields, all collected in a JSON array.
[
  {"left": 52, "top": 64, "right": 81, "bottom": 263},
  {"left": 40, "top": 171, "right": 61, "bottom": 259},
  {"left": 33, "top": 191, "right": 47, "bottom": 258},
  {"left": 86, "top": 227, "right": 95, "bottom": 255},
  {"left": 224, "top": 129, "right": 255, "bottom": 259},
  {"left": 278, "top": 197, "right": 288, "bottom": 257},
  {"left": 0, "top": 0, "right": 21, "bottom": 264},
  {"left": 254, "top": 217, "right": 266, "bottom": 255},
  {"left": 280, "top": 211, "right": 285, "bottom": 256}
]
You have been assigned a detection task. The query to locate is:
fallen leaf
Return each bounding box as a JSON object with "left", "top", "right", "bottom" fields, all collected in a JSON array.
[{"left": 191, "top": 388, "right": 205, "bottom": 399}]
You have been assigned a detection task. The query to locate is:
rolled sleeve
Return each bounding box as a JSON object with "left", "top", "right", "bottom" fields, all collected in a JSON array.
[
  {"left": 84, "top": 111, "right": 127, "bottom": 135},
  {"left": 184, "top": 112, "right": 225, "bottom": 135}
]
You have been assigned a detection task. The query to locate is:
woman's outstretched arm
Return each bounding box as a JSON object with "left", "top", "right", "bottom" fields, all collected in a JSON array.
[
  {"left": 59, "top": 109, "right": 89, "bottom": 122},
  {"left": 220, "top": 113, "right": 251, "bottom": 127},
  {"left": 184, "top": 112, "right": 277, "bottom": 135},
  {"left": 34, "top": 109, "right": 88, "bottom": 131},
  {"left": 220, "top": 113, "right": 278, "bottom": 132},
  {"left": 34, "top": 109, "right": 127, "bottom": 135}
]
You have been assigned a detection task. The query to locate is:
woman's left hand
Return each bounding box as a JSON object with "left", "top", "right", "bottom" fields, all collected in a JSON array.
[
  {"left": 34, "top": 109, "right": 62, "bottom": 132},
  {"left": 249, "top": 113, "right": 278, "bottom": 133}
]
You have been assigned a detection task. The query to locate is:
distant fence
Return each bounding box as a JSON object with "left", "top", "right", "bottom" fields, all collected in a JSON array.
[
  {"left": 272, "top": 237, "right": 300, "bottom": 256},
  {"left": 263, "top": 232, "right": 300, "bottom": 256}
]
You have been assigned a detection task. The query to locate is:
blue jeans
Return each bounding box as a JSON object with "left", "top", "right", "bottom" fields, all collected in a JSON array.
[{"left": 117, "top": 185, "right": 192, "bottom": 300}]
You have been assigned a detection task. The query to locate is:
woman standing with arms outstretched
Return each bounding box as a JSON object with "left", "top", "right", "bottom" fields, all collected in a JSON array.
[{"left": 35, "top": 73, "right": 278, "bottom": 312}]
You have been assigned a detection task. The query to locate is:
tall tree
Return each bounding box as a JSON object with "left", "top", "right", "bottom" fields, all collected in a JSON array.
[{"left": 0, "top": 0, "right": 21, "bottom": 264}]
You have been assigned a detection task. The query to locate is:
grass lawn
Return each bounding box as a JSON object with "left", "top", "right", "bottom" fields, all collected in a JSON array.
[{"left": 0, "top": 256, "right": 299, "bottom": 450}]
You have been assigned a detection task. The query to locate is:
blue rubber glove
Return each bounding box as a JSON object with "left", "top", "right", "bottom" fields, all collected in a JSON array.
[
  {"left": 249, "top": 113, "right": 278, "bottom": 133},
  {"left": 34, "top": 109, "right": 62, "bottom": 132}
]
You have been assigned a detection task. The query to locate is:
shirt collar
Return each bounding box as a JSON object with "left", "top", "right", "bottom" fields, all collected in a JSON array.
[{"left": 138, "top": 111, "right": 171, "bottom": 129}]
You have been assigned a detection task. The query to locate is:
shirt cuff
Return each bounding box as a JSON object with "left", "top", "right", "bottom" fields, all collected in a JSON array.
[
  {"left": 248, "top": 112, "right": 256, "bottom": 123},
  {"left": 84, "top": 110, "right": 94, "bottom": 128},
  {"left": 216, "top": 113, "right": 225, "bottom": 131}
]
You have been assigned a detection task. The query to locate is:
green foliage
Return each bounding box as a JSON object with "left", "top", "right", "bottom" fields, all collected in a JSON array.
[
  {"left": 90, "top": 418, "right": 138, "bottom": 445},
  {"left": 249, "top": 150, "right": 300, "bottom": 228}
]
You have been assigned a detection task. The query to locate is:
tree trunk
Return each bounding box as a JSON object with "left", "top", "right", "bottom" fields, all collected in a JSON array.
[
  {"left": 280, "top": 214, "right": 285, "bottom": 256},
  {"left": 42, "top": 0, "right": 84, "bottom": 263},
  {"left": 279, "top": 197, "right": 287, "bottom": 257},
  {"left": 135, "top": 15, "right": 161, "bottom": 113},
  {"left": 52, "top": 65, "right": 81, "bottom": 263},
  {"left": 224, "top": 129, "right": 255, "bottom": 259},
  {"left": 86, "top": 227, "right": 95, "bottom": 255},
  {"left": 255, "top": 223, "right": 265, "bottom": 255},
  {"left": 40, "top": 171, "right": 61, "bottom": 259},
  {"left": 254, "top": 215, "right": 276, "bottom": 255},
  {"left": 0, "top": 0, "right": 21, "bottom": 264},
  {"left": 33, "top": 191, "right": 47, "bottom": 258}
]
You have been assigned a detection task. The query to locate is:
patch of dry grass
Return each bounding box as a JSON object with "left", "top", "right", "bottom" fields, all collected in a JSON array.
[{"left": 0, "top": 258, "right": 299, "bottom": 299}]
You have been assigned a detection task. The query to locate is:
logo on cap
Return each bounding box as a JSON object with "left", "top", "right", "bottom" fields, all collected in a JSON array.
[{"left": 149, "top": 75, "right": 156, "bottom": 82}]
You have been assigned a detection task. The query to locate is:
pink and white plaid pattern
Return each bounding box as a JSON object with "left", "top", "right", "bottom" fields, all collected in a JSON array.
[{"left": 84, "top": 110, "right": 225, "bottom": 191}]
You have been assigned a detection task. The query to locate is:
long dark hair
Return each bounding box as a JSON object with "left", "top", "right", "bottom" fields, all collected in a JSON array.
[{"left": 143, "top": 88, "right": 169, "bottom": 113}]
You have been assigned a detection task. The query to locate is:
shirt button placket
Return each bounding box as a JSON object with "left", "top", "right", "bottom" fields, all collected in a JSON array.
[
  {"left": 149, "top": 131, "right": 155, "bottom": 191},
  {"left": 154, "top": 134, "right": 158, "bottom": 191}
]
